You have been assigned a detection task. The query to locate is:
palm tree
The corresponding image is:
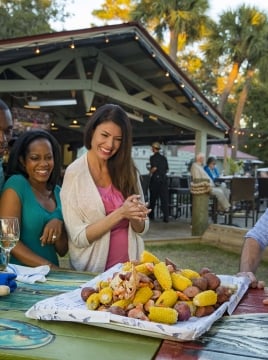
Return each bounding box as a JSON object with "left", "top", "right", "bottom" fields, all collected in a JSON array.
[
  {"left": 232, "top": 22, "right": 268, "bottom": 156},
  {"left": 202, "top": 5, "right": 268, "bottom": 115},
  {"left": 130, "top": 0, "right": 211, "bottom": 61}
]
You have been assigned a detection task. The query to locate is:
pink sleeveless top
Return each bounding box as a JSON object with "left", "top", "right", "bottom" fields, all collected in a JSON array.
[{"left": 98, "top": 184, "right": 129, "bottom": 270}]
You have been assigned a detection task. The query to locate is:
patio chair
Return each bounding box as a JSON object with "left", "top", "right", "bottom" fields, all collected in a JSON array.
[
  {"left": 256, "top": 177, "right": 268, "bottom": 219},
  {"left": 168, "top": 176, "right": 191, "bottom": 219},
  {"left": 225, "top": 177, "right": 256, "bottom": 227}
]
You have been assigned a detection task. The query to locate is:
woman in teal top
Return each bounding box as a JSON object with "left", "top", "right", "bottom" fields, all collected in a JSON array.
[{"left": 0, "top": 130, "right": 68, "bottom": 268}]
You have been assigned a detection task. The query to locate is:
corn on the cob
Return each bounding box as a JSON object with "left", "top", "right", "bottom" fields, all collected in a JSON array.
[
  {"left": 86, "top": 293, "right": 100, "bottom": 310},
  {"left": 171, "top": 272, "right": 192, "bottom": 291},
  {"left": 153, "top": 262, "right": 172, "bottom": 290},
  {"left": 135, "top": 262, "right": 154, "bottom": 275},
  {"left": 148, "top": 306, "right": 178, "bottom": 325},
  {"left": 155, "top": 289, "right": 178, "bottom": 307},
  {"left": 96, "top": 280, "right": 110, "bottom": 290},
  {"left": 140, "top": 250, "right": 160, "bottom": 264},
  {"left": 180, "top": 268, "right": 200, "bottom": 279},
  {"left": 99, "top": 287, "right": 113, "bottom": 305},
  {"left": 193, "top": 290, "right": 217, "bottom": 307},
  {"left": 121, "top": 261, "right": 133, "bottom": 271},
  {"left": 112, "top": 298, "right": 132, "bottom": 309},
  {"left": 133, "top": 286, "right": 153, "bottom": 305}
]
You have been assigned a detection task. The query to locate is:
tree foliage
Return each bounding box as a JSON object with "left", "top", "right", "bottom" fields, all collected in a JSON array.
[
  {"left": 130, "top": 0, "right": 211, "bottom": 61},
  {"left": 92, "top": 0, "right": 134, "bottom": 23},
  {"left": 0, "top": 0, "right": 70, "bottom": 38}
]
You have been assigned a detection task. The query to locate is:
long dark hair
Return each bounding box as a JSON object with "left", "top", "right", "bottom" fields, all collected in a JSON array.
[
  {"left": 6, "top": 129, "right": 61, "bottom": 190},
  {"left": 84, "top": 104, "right": 139, "bottom": 197}
]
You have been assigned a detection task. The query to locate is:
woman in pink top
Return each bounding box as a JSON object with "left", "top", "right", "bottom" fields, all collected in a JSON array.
[{"left": 60, "top": 104, "right": 150, "bottom": 272}]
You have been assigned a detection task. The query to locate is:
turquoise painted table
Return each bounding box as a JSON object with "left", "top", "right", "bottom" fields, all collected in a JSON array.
[
  {"left": 1, "top": 270, "right": 267, "bottom": 360},
  {"left": 0, "top": 270, "right": 161, "bottom": 360}
]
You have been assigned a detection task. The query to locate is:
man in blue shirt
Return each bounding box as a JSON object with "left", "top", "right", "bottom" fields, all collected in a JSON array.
[{"left": 0, "top": 99, "right": 13, "bottom": 190}]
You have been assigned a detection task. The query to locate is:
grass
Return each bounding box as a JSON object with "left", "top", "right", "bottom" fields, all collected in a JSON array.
[{"left": 145, "top": 243, "right": 268, "bottom": 280}]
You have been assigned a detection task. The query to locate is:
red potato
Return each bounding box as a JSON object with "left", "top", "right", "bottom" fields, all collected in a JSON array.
[
  {"left": 199, "top": 267, "right": 212, "bottom": 275},
  {"left": 108, "top": 306, "right": 127, "bottom": 316},
  {"left": 81, "top": 287, "right": 97, "bottom": 302},
  {"left": 216, "top": 286, "right": 233, "bottom": 304},
  {"left": 202, "top": 272, "right": 221, "bottom": 290},
  {"left": 263, "top": 298, "right": 268, "bottom": 305},
  {"left": 195, "top": 305, "right": 215, "bottom": 317},
  {"left": 173, "top": 302, "right": 191, "bottom": 321},
  {"left": 192, "top": 277, "right": 208, "bottom": 291},
  {"left": 183, "top": 285, "right": 201, "bottom": 298}
]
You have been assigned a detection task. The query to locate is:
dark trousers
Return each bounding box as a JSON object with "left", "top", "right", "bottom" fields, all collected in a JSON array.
[{"left": 149, "top": 178, "right": 169, "bottom": 220}]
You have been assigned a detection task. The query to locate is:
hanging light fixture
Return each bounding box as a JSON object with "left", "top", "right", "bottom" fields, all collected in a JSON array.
[
  {"left": 69, "top": 119, "right": 81, "bottom": 128},
  {"left": 27, "top": 99, "right": 77, "bottom": 107}
]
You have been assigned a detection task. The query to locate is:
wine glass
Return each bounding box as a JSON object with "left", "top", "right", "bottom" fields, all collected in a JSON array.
[{"left": 0, "top": 217, "right": 20, "bottom": 271}]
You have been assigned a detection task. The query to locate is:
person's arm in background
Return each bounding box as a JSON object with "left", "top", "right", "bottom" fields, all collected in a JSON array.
[
  {"left": 238, "top": 237, "right": 264, "bottom": 288},
  {"left": 237, "top": 210, "right": 268, "bottom": 303}
]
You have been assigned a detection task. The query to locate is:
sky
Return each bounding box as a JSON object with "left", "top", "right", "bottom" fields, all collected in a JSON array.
[{"left": 54, "top": 0, "right": 268, "bottom": 31}]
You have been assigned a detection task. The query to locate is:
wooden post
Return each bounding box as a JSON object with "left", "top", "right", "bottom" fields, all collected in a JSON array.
[{"left": 190, "top": 179, "right": 210, "bottom": 236}]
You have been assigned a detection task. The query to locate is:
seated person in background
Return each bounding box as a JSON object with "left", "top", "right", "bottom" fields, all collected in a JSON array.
[
  {"left": 0, "top": 130, "right": 68, "bottom": 269},
  {"left": 237, "top": 210, "right": 267, "bottom": 298},
  {"left": 191, "top": 152, "right": 230, "bottom": 212},
  {"left": 204, "top": 156, "right": 230, "bottom": 200},
  {"left": 204, "top": 156, "right": 220, "bottom": 183}
]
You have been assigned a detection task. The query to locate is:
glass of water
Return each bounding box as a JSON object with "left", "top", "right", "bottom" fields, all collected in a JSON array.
[{"left": 0, "top": 217, "right": 20, "bottom": 271}]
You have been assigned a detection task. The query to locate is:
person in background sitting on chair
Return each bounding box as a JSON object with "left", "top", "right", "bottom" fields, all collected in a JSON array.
[
  {"left": 237, "top": 210, "right": 267, "bottom": 303},
  {"left": 148, "top": 142, "right": 169, "bottom": 223},
  {"left": 0, "top": 130, "right": 68, "bottom": 269},
  {"left": 204, "top": 156, "right": 230, "bottom": 201},
  {"left": 204, "top": 156, "right": 220, "bottom": 183},
  {"left": 191, "top": 152, "right": 230, "bottom": 212}
]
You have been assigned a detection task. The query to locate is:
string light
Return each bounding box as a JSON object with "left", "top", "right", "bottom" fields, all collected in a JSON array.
[
  {"left": 69, "top": 39, "right": 75, "bottom": 49},
  {"left": 34, "top": 44, "right": 40, "bottom": 55},
  {"left": 105, "top": 36, "right": 109, "bottom": 44}
]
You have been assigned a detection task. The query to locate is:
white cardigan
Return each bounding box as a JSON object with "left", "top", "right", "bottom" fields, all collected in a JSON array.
[{"left": 60, "top": 153, "right": 148, "bottom": 273}]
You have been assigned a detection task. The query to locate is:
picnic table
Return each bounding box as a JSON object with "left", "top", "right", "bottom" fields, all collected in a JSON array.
[{"left": 0, "top": 269, "right": 267, "bottom": 360}]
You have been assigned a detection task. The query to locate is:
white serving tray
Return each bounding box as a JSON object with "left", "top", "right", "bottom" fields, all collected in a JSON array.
[{"left": 25, "top": 264, "right": 250, "bottom": 342}]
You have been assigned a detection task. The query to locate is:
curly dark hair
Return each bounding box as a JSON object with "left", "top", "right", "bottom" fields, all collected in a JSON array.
[
  {"left": 83, "top": 104, "right": 139, "bottom": 197},
  {"left": 6, "top": 129, "right": 61, "bottom": 190}
]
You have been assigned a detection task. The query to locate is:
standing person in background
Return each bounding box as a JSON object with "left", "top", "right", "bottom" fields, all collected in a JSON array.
[
  {"left": 60, "top": 104, "right": 150, "bottom": 273},
  {"left": 0, "top": 129, "right": 68, "bottom": 268},
  {"left": 148, "top": 142, "right": 169, "bottom": 223},
  {"left": 0, "top": 99, "right": 13, "bottom": 191}
]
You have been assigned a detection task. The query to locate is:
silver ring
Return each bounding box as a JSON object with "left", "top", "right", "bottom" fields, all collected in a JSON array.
[{"left": 52, "top": 234, "right": 57, "bottom": 240}]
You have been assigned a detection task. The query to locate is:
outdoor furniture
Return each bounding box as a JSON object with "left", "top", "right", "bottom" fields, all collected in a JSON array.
[
  {"left": 168, "top": 176, "right": 191, "bottom": 219},
  {"left": 256, "top": 177, "right": 268, "bottom": 219},
  {"left": 1, "top": 268, "right": 267, "bottom": 359},
  {"left": 225, "top": 177, "right": 257, "bottom": 227},
  {"left": 140, "top": 174, "right": 151, "bottom": 202}
]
